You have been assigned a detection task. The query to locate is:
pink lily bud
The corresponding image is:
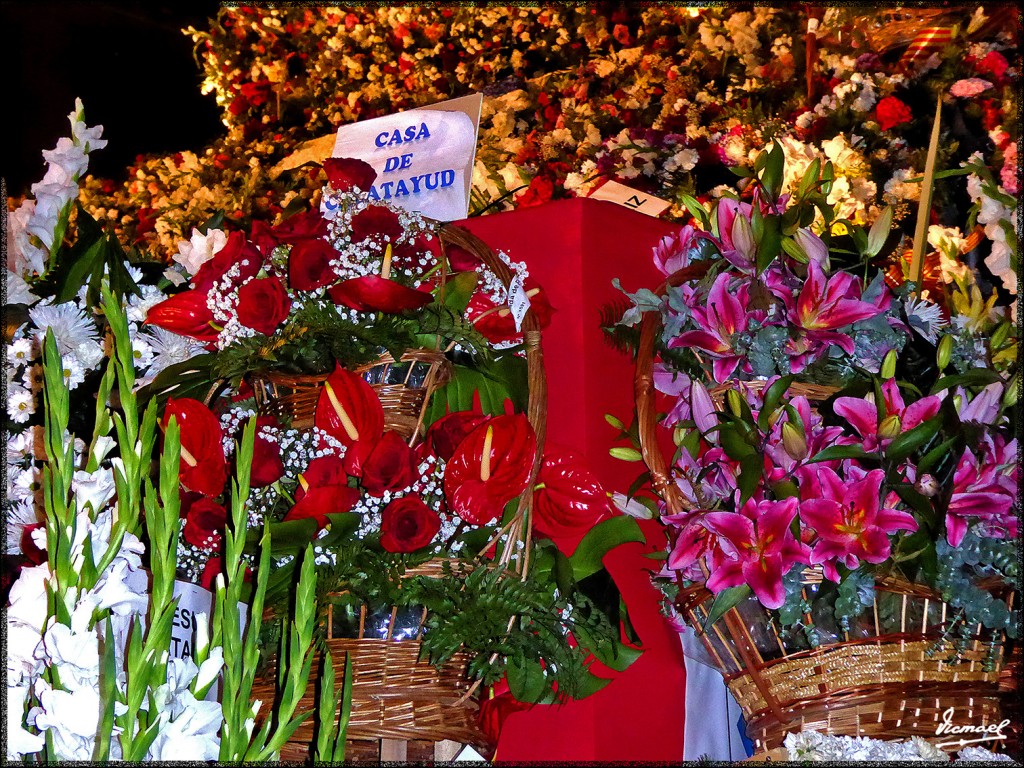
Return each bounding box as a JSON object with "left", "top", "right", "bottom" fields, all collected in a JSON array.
[
  {"left": 690, "top": 380, "right": 718, "bottom": 436},
  {"left": 915, "top": 473, "right": 940, "bottom": 497}
]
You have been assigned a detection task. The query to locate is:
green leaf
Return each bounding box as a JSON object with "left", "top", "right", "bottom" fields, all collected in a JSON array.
[
  {"left": 136, "top": 355, "right": 220, "bottom": 409},
  {"left": 885, "top": 414, "right": 942, "bottom": 462},
  {"left": 251, "top": 512, "right": 360, "bottom": 557},
  {"left": 755, "top": 214, "right": 783, "bottom": 273},
  {"left": 808, "top": 444, "right": 873, "bottom": 463},
  {"left": 568, "top": 516, "right": 644, "bottom": 582},
  {"left": 424, "top": 355, "right": 528, "bottom": 421},
  {"left": 797, "top": 157, "right": 821, "bottom": 199},
  {"left": 929, "top": 369, "right": 1003, "bottom": 394},
  {"left": 891, "top": 482, "right": 934, "bottom": 518},
  {"left": 758, "top": 375, "right": 795, "bottom": 430},
  {"left": 736, "top": 453, "right": 762, "bottom": 505},
  {"left": 679, "top": 194, "right": 711, "bottom": 229},
  {"left": 506, "top": 652, "right": 548, "bottom": 703},
  {"left": 719, "top": 425, "right": 756, "bottom": 461},
  {"left": 701, "top": 585, "right": 752, "bottom": 633},
  {"left": 439, "top": 270, "right": 479, "bottom": 314},
  {"left": 917, "top": 435, "right": 962, "bottom": 475}
]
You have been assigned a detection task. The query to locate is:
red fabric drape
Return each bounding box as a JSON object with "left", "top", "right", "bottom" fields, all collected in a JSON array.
[{"left": 457, "top": 199, "right": 687, "bottom": 762}]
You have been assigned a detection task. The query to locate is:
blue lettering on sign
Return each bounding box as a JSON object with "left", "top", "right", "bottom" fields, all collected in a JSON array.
[
  {"left": 368, "top": 169, "right": 457, "bottom": 200},
  {"left": 374, "top": 123, "right": 432, "bottom": 148}
]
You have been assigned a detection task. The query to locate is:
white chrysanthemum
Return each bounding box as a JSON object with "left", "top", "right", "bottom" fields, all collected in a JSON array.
[
  {"left": 125, "top": 283, "right": 171, "bottom": 324},
  {"left": 905, "top": 296, "right": 949, "bottom": 344},
  {"left": 129, "top": 334, "right": 154, "bottom": 371},
  {"left": 7, "top": 386, "right": 35, "bottom": 424},
  {"left": 58, "top": 357, "right": 86, "bottom": 390},
  {"left": 5, "top": 498, "right": 41, "bottom": 554},
  {"left": 139, "top": 327, "right": 206, "bottom": 381},
  {"left": 11, "top": 467, "right": 42, "bottom": 503},
  {"left": 28, "top": 300, "right": 101, "bottom": 359},
  {"left": 8, "top": 338, "right": 35, "bottom": 367},
  {"left": 74, "top": 340, "right": 104, "bottom": 371}
]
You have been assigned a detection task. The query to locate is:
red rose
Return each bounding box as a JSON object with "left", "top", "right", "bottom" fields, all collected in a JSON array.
[
  {"left": 288, "top": 239, "right": 338, "bottom": 291},
  {"left": 250, "top": 416, "right": 285, "bottom": 488},
  {"left": 163, "top": 398, "right": 227, "bottom": 497},
  {"left": 192, "top": 230, "right": 263, "bottom": 293},
  {"left": 19, "top": 523, "right": 47, "bottom": 566},
  {"left": 236, "top": 276, "right": 291, "bottom": 335},
  {"left": 271, "top": 209, "right": 330, "bottom": 245},
  {"left": 874, "top": 95, "right": 913, "bottom": 132},
  {"left": 183, "top": 497, "right": 228, "bottom": 550},
  {"left": 360, "top": 430, "right": 419, "bottom": 497},
  {"left": 350, "top": 205, "right": 403, "bottom": 244},
  {"left": 516, "top": 176, "right": 555, "bottom": 208},
  {"left": 380, "top": 496, "right": 441, "bottom": 552},
  {"left": 323, "top": 157, "right": 378, "bottom": 192},
  {"left": 200, "top": 556, "right": 222, "bottom": 590},
  {"left": 422, "top": 410, "right": 489, "bottom": 462}
]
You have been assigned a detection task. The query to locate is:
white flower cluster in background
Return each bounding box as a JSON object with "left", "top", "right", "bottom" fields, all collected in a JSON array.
[
  {"left": 965, "top": 154, "right": 1019, "bottom": 300},
  {"left": 783, "top": 729, "right": 1017, "bottom": 763}
]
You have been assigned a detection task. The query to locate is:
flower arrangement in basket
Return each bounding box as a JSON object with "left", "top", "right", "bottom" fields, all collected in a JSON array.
[
  {"left": 140, "top": 158, "right": 643, "bottom": 756},
  {"left": 611, "top": 142, "right": 1019, "bottom": 752}
]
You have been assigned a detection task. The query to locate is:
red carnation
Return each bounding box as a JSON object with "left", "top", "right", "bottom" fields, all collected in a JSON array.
[
  {"left": 875, "top": 96, "right": 913, "bottom": 132},
  {"left": 380, "top": 496, "right": 441, "bottom": 552},
  {"left": 236, "top": 276, "right": 291, "bottom": 335}
]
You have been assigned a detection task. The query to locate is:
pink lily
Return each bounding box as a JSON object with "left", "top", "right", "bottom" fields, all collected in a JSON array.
[
  {"left": 833, "top": 379, "right": 942, "bottom": 452},
  {"left": 764, "top": 395, "right": 847, "bottom": 482},
  {"left": 700, "top": 496, "right": 810, "bottom": 609},
  {"left": 653, "top": 225, "right": 718, "bottom": 276},
  {"left": 790, "top": 261, "right": 883, "bottom": 355},
  {"left": 669, "top": 273, "right": 748, "bottom": 382},
  {"left": 946, "top": 436, "right": 1018, "bottom": 546},
  {"left": 799, "top": 467, "right": 917, "bottom": 582},
  {"left": 714, "top": 198, "right": 758, "bottom": 272}
]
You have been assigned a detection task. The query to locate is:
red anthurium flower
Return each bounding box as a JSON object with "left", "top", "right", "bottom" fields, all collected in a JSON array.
[
  {"left": 182, "top": 497, "right": 229, "bottom": 551},
  {"left": 533, "top": 443, "right": 610, "bottom": 539},
  {"left": 323, "top": 157, "right": 378, "bottom": 193},
  {"left": 288, "top": 239, "right": 339, "bottom": 291},
  {"left": 236, "top": 276, "right": 291, "bottom": 335},
  {"left": 145, "top": 290, "right": 220, "bottom": 342},
  {"left": 250, "top": 416, "right": 285, "bottom": 488},
  {"left": 466, "top": 278, "right": 554, "bottom": 345},
  {"left": 446, "top": 243, "right": 482, "bottom": 271},
  {"left": 421, "top": 409, "right": 489, "bottom": 462},
  {"left": 477, "top": 676, "right": 532, "bottom": 747},
  {"left": 799, "top": 467, "right": 917, "bottom": 582},
  {"left": 444, "top": 414, "right": 537, "bottom": 526},
  {"left": 669, "top": 272, "right": 747, "bottom": 382},
  {"left": 359, "top": 430, "right": 420, "bottom": 496},
  {"left": 328, "top": 275, "right": 434, "bottom": 313},
  {"left": 284, "top": 484, "right": 359, "bottom": 529},
  {"left": 700, "top": 497, "right": 810, "bottom": 610},
  {"left": 314, "top": 365, "right": 385, "bottom": 447},
  {"left": 380, "top": 496, "right": 441, "bottom": 552},
  {"left": 162, "top": 397, "right": 227, "bottom": 497},
  {"left": 351, "top": 205, "right": 403, "bottom": 244},
  {"left": 833, "top": 379, "right": 941, "bottom": 453}
]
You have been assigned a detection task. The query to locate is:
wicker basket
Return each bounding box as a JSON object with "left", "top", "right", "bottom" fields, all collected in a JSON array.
[
  {"left": 633, "top": 265, "right": 1012, "bottom": 753},
  {"left": 249, "top": 348, "right": 453, "bottom": 436},
  {"left": 251, "top": 222, "right": 549, "bottom": 758}
]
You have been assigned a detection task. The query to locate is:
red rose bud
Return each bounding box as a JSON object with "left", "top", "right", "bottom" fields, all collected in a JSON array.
[
  {"left": 182, "top": 497, "right": 228, "bottom": 550},
  {"left": 360, "top": 430, "right": 420, "bottom": 497},
  {"left": 162, "top": 397, "right": 228, "bottom": 497},
  {"left": 323, "top": 156, "right": 378, "bottom": 193},
  {"left": 191, "top": 230, "right": 263, "bottom": 292},
  {"left": 288, "top": 238, "right": 339, "bottom": 291},
  {"left": 422, "top": 410, "right": 490, "bottom": 462},
  {"left": 314, "top": 365, "right": 385, "bottom": 447},
  {"left": 444, "top": 414, "right": 537, "bottom": 526},
  {"left": 200, "top": 556, "right": 222, "bottom": 590},
  {"left": 236, "top": 276, "right": 291, "bottom": 336},
  {"left": 350, "top": 204, "right": 403, "bottom": 244},
  {"left": 379, "top": 496, "right": 441, "bottom": 552},
  {"left": 145, "top": 290, "right": 220, "bottom": 342},
  {"left": 250, "top": 417, "right": 285, "bottom": 488},
  {"left": 328, "top": 275, "right": 434, "bottom": 313},
  {"left": 283, "top": 483, "right": 359, "bottom": 529},
  {"left": 533, "top": 443, "right": 610, "bottom": 539}
]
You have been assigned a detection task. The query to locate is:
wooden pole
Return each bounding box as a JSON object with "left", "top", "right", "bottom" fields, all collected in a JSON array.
[{"left": 909, "top": 95, "right": 943, "bottom": 294}]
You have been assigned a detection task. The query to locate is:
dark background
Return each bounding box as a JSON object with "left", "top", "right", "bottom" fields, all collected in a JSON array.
[{"left": 2, "top": 0, "right": 224, "bottom": 198}]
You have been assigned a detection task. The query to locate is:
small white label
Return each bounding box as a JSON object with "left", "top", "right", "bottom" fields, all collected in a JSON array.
[
  {"left": 507, "top": 273, "right": 531, "bottom": 331},
  {"left": 587, "top": 179, "right": 671, "bottom": 217},
  {"left": 454, "top": 746, "right": 487, "bottom": 762}
]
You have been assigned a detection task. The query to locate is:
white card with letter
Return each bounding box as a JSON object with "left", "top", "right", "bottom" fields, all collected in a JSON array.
[{"left": 587, "top": 179, "right": 671, "bottom": 217}]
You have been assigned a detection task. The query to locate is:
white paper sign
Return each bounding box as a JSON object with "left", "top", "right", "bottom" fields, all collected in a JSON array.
[
  {"left": 332, "top": 94, "right": 482, "bottom": 222},
  {"left": 172, "top": 580, "right": 249, "bottom": 700},
  {"left": 587, "top": 179, "right": 672, "bottom": 218},
  {"left": 507, "top": 273, "right": 531, "bottom": 332}
]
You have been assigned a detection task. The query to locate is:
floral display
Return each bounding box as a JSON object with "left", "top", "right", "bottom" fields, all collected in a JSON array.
[{"left": 612, "top": 142, "right": 1018, "bottom": 657}]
